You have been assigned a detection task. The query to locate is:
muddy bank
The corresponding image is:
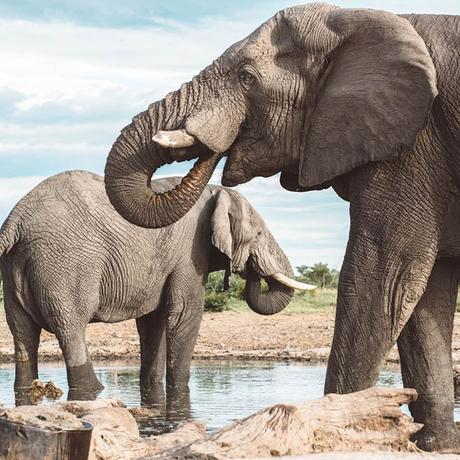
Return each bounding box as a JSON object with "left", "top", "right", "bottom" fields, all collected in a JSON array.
[{"left": 1, "top": 311, "right": 460, "bottom": 364}]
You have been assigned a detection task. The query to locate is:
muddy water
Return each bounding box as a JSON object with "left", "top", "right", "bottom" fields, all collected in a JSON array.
[{"left": 0, "top": 361, "right": 459, "bottom": 433}]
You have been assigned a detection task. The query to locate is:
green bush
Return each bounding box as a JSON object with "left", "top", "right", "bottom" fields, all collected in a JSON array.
[
  {"left": 204, "top": 290, "right": 229, "bottom": 312},
  {"left": 204, "top": 272, "right": 230, "bottom": 312},
  {"left": 228, "top": 275, "right": 245, "bottom": 299}
]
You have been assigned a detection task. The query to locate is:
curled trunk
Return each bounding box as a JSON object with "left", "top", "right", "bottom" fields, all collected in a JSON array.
[
  {"left": 244, "top": 231, "right": 296, "bottom": 315},
  {"left": 244, "top": 271, "right": 294, "bottom": 315},
  {"left": 104, "top": 79, "right": 220, "bottom": 229}
]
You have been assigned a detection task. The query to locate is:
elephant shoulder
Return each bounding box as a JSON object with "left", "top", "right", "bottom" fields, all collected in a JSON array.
[
  {"left": 12, "top": 170, "right": 101, "bottom": 204},
  {"left": 10, "top": 170, "right": 107, "bottom": 220}
]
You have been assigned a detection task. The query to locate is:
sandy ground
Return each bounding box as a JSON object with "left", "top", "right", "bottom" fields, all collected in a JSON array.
[{"left": 2, "top": 311, "right": 460, "bottom": 364}]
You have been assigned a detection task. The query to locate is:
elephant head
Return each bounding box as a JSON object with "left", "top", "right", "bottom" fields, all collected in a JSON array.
[
  {"left": 105, "top": 3, "right": 436, "bottom": 227},
  {"left": 211, "top": 188, "right": 315, "bottom": 315}
]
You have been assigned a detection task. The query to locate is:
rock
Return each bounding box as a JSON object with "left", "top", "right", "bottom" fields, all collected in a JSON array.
[
  {"left": 128, "top": 406, "right": 163, "bottom": 422},
  {"left": 83, "top": 415, "right": 206, "bottom": 460},
  {"left": 83, "top": 407, "right": 140, "bottom": 460},
  {"left": 57, "top": 398, "right": 125, "bottom": 417}
]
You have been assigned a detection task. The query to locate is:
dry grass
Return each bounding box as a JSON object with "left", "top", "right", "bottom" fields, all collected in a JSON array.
[{"left": 228, "top": 288, "right": 337, "bottom": 315}]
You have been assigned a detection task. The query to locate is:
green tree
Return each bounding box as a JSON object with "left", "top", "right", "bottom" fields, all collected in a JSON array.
[
  {"left": 204, "top": 271, "right": 229, "bottom": 312},
  {"left": 296, "top": 263, "right": 339, "bottom": 289}
]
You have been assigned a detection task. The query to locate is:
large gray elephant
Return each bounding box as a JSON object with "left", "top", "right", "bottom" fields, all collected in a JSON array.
[
  {"left": 0, "top": 171, "right": 310, "bottom": 403},
  {"left": 103, "top": 3, "right": 460, "bottom": 452}
]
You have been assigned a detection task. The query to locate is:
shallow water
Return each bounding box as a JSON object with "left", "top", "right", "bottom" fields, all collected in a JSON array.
[{"left": 0, "top": 360, "right": 459, "bottom": 433}]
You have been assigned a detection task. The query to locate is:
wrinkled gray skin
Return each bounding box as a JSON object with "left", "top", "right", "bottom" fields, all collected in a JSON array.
[
  {"left": 104, "top": 3, "right": 460, "bottom": 452},
  {"left": 0, "top": 171, "right": 294, "bottom": 406}
]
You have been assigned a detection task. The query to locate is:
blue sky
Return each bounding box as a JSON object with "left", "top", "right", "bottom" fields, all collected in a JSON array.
[{"left": 1, "top": 1, "right": 458, "bottom": 270}]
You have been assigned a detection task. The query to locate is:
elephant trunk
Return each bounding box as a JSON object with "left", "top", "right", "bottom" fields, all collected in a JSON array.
[
  {"left": 104, "top": 77, "right": 220, "bottom": 229},
  {"left": 244, "top": 272, "right": 294, "bottom": 315},
  {"left": 244, "top": 236, "right": 295, "bottom": 315}
]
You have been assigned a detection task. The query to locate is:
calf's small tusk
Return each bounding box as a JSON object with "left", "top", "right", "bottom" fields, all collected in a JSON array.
[
  {"left": 272, "top": 273, "right": 316, "bottom": 291},
  {"left": 152, "top": 129, "right": 197, "bottom": 148}
]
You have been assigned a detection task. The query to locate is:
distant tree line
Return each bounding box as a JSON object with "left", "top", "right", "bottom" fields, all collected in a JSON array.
[
  {"left": 296, "top": 263, "right": 339, "bottom": 289},
  {"left": 204, "top": 263, "right": 339, "bottom": 312}
]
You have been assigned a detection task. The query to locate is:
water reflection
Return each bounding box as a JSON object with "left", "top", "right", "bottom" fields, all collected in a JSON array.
[{"left": 0, "top": 361, "right": 458, "bottom": 434}]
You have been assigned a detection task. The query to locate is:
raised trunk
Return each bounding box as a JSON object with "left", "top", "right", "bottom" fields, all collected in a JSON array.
[{"left": 104, "top": 76, "right": 220, "bottom": 228}]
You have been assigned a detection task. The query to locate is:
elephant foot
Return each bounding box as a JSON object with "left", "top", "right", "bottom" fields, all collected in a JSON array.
[
  {"left": 166, "top": 385, "right": 191, "bottom": 421},
  {"left": 412, "top": 423, "right": 460, "bottom": 453},
  {"left": 66, "top": 361, "right": 104, "bottom": 400},
  {"left": 14, "top": 388, "right": 34, "bottom": 406},
  {"left": 14, "top": 361, "right": 38, "bottom": 389},
  {"left": 140, "top": 382, "right": 166, "bottom": 408}
]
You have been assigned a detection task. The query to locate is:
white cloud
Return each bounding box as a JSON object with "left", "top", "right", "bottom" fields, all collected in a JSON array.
[
  {"left": 0, "top": 16, "right": 252, "bottom": 111},
  {"left": 0, "top": 176, "right": 46, "bottom": 216}
]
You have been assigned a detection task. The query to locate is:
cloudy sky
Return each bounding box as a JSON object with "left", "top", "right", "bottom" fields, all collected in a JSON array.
[{"left": 0, "top": 1, "right": 458, "bottom": 270}]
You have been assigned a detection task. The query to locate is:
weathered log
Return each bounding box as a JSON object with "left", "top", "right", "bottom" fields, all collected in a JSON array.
[
  {"left": 72, "top": 402, "right": 205, "bottom": 460},
  {"left": 0, "top": 388, "right": 424, "bottom": 459},
  {"left": 0, "top": 399, "right": 206, "bottom": 460},
  {"left": 159, "top": 387, "right": 421, "bottom": 459},
  {"left": 0, "top": 405, "right": 92, "bottom": 460}
]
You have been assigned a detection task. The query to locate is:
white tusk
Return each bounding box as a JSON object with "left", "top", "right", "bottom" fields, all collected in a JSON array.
[
  {"left": 272, "top": 273, "right": 316, "bottom": 291},
  {"left": 152, "top": 129, "right": 197, "bottom": 148}
]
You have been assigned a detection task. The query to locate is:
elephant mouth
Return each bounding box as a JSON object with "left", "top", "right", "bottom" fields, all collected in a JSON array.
[
  {"left": 221, "top": 159, "right": 250, "bottom": 187},
  {"left": 152, "top": 129, "right": 279, "bottom": 188}
]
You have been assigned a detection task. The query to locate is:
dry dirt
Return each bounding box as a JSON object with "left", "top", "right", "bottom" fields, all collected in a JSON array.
[{"left": 2, "top": 311, "right": 460, "bottom": 364}]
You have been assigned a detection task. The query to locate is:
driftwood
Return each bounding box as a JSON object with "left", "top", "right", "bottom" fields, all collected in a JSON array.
[
  {"left": 0, "top": 398, "right": 204, "bottom": 460},
  {"left": 0, "top": 388, "right": 423, "bottom": 460},
  {"left": 159, "top": 387, "right": 421, "bottom": 459},
  {"left": 52, "top": 399, "right": 204, "bottom": 460},
  {"left": 0, "top": 404, "right": 92, "bottom": 460}
]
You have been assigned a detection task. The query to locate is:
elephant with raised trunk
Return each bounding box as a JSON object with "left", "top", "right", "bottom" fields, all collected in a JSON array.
[
  {"left": 104, "top": 3, "right": 460, "bottom": 452},
  {"left": 0, "top": 171, "right": 312, "bottom": 404}
]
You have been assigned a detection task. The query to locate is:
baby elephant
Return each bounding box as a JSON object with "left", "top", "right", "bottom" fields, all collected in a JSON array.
[{"left": 0, "top": 171, "right": 312, "bottom": 402}]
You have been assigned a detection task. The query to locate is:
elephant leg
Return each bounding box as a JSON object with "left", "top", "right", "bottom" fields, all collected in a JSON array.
[
  {"left": 397, "top": 259, "right": 460, "bottom": 453},
  {"left": 4, "top": 302, "right": 41, "bottom": 405},
  {"left": 325, "top": 162, "right": 447, "bottom": 395},
  {"left": 136, "top": 305, "right": 167, "bottom": 407},
  {"left": 165, "top": 272, "right": 205, "bottom": 394},
  {"left": 56, "top": 328, "right": 103, "bottom": 399}
]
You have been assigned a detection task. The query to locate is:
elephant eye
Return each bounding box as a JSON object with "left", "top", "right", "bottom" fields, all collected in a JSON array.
[{"left": 238, "top": 68, "right": 255, "bottom": 90}]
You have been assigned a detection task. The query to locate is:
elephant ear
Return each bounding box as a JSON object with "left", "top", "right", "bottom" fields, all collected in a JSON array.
[
  {"left": 211, "top": 189, "right": 259, "bottom": 273},
  {"left": 211, "top": 190, "right": 233, "bottom": 260},
  {"left": 286, "top": 6, "right": 438, "bottom": 189}
]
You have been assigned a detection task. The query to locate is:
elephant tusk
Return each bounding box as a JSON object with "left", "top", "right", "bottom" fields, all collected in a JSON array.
[
  {"left": 272, "top": 273, "right": 316, "bottom": 291},
  {"left": 152, "top": 129, "right": 197, "bottom": 148}
]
